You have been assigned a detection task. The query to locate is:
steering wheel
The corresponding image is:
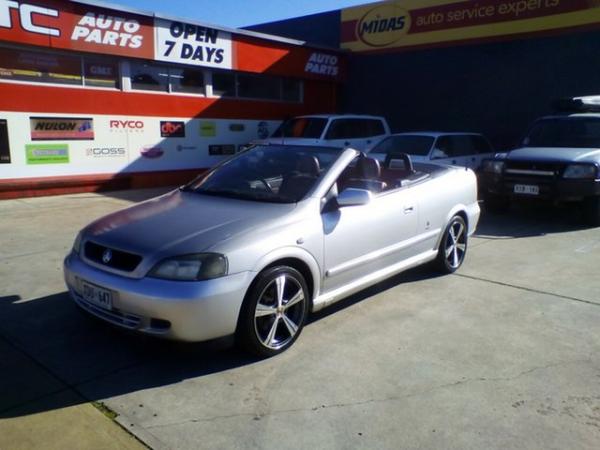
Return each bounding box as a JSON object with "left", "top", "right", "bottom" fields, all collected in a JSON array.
[{"left": 256, "top": 178, "right": 274, "bottom": 193}]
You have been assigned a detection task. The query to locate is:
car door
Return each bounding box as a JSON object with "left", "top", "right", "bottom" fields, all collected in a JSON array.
[
  {"left": 320, "top": 187, "right": 418, "bottom": 294},
  {"left": 469, "top": 135, "right": 494, "bottom": 170},
  {"left": 324, "top": 118, "right": 387, "bottom": 151},
  {"left": 430, "top": 135, "right": 472, "bottom": 167}
]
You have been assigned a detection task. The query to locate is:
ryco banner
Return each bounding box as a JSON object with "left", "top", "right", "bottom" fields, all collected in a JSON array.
[{"left": 341, "top": 0, "right": 600, "bottom": 52}]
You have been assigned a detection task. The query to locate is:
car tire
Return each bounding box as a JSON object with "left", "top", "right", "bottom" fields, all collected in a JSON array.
[
  {"left": 435, "top": 215, "right": 468, "bottom": 274},
  {"left": 236, "top": 266, "right": 309, "bottom": 358},
  {"left": 484, "top": 192, "right": 510, "bottom": 213},
  {"left": 583, "top": 197, "right": 600, "bottom": 227}
]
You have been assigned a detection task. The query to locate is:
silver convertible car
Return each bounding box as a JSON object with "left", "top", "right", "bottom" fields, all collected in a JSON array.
[{"left": 64, "top": 145, "right": 480, "bottom": 356}]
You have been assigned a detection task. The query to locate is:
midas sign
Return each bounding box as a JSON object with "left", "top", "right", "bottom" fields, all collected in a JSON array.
[
  {"left": 356, "top": 3, "right": 411, "bottom": 47},
  {"left": 341, "top": 0, "right": 600, "bottom": 52}
]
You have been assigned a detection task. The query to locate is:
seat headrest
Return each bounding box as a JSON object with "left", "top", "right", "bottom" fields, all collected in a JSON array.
[
  {"left": 297, "top": 155, "right": 320, "bottom": 176},
  {"left": 356, "top": 157, "right": 381, "bottom": 179}
]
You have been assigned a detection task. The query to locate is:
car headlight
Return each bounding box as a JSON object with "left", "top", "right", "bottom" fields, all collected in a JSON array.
[
  {"left": 148, "top": 253, "right": 228, "bottom": 281},
  {"left": 72, "top": 231, "right": 83, "bottom": 255},
  {"left": 482, "top": 159, "right": 505, "bottom": 174},
  {"left": 563, "top": 164, "right": 598, "bottom": 179}
]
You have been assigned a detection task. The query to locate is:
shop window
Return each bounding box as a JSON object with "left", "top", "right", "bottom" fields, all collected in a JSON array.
[
  {"left": 282, "top": 79, "right": 302, "bottom": 102},
  {"left": 84, "top": 59, "right": 119, "bottom": 89},
  {"left": 0, "top": 47, "right": 82, "bottom": 85},
  {"left": 213, "top": 71, "right": 236, "bottom": 97},
  {"left": 237, "top": 73, "right": 280, "bottom": 100},
  {"left": 130, "top": 62, "right": 169, "bottom": 92},
  {"left": 170, "top": 67, "right": 204, "bottom": 95}
]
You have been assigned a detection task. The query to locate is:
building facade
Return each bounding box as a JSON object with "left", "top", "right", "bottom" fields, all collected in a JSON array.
[
  {"left": 250, "top": 0, "right": 600, "bottom": 151},
  {"left": 0, "top": 0, "right": 344, "bottom": 198}
]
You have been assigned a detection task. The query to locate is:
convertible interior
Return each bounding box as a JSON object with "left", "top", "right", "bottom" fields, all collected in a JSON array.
[{"left": 278, "top": 151, "right": 440, "bottom": 201}]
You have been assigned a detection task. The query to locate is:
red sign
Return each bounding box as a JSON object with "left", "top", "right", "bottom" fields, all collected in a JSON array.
[
  {"left": 235, "top": 36, "right": 345, "bottom": 81},
  {"left": 160, "top": 121, "right": 185, "bottom": 138},
  {"left": 0, "top": 0, "right": 154, "bottom": 58}
]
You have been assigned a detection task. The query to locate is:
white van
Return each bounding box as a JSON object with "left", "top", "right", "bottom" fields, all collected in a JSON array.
[{"left": 256, "top": 114, "right": 391, "bottom": 151}]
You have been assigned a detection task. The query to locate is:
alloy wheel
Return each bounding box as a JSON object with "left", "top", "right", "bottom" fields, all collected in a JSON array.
[
  {"left": 253, "top": 274, "right": 306, "bottom": 350},
  {"left": 445, "top": 219, "right": 467, "bottom": 269}
]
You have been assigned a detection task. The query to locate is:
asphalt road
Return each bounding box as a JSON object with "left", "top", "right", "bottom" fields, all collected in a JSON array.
[{"left": 1, "top": 188, "right": 599, "bottom": 450}]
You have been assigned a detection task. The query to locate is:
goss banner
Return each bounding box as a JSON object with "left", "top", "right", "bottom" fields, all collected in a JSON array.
[
  {"left": 155, "top": 18, "right": 232, "bottom": 69},
  {"left": 341, "top": 0, "right": 600, "bottom": 52},
  {"left": 0, "top": 0, "right": 154, "bottom": 58},
  {"left": 30, "top": 117, "right": 94, "bottom": 140}
]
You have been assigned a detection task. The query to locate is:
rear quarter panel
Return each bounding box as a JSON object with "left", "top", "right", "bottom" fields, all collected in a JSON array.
[{"left": 415, "top": 167, "right": 479, "bottom": 253}]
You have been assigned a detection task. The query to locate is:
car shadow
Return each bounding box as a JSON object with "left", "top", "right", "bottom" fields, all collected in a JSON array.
[
  {"left": 0, "top": 263, "right": 439, "bottom": 420},
  {"left": 474, "top": 202, "right": 592, "bottom": 240}
]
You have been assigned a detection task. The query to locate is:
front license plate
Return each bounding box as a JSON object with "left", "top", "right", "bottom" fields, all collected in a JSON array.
[
  {"left": 514, "top": 184, "right": 539, "bottom": 195},
  {"left": 81, "top": 281, "right": 113, "bottom": 310}
]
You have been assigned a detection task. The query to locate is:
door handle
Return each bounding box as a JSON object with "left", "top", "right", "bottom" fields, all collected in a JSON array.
[{"left": 404, "top": 206, "right": 414, "bottom": 214}]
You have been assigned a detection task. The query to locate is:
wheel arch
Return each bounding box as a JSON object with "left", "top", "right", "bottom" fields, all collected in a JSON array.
[
  {"left": 434, "top": 205, "right": 469, "bottom": 249},
  {"left": 250, "top": 247, "right": 321, "bottom": 307}
]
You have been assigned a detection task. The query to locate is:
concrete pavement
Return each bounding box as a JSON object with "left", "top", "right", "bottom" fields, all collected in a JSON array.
[{"left": 1, "top": 189, "right": 599, "bottom": 449}]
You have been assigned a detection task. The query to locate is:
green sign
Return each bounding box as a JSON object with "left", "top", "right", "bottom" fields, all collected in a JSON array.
[
  {"left": 26, "top": 144, "right": 69, "bottom": 164},
  {"left": 199, "top": 121, "right": 217, "bottom": 137}
]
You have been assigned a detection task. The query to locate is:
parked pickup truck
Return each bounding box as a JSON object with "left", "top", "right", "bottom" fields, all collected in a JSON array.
[
  {"left": 254, "top": 114, "right": 391, "bottom": 151},
  {"left": 480, "top": 96, "right": 600, "bottom": 225}
]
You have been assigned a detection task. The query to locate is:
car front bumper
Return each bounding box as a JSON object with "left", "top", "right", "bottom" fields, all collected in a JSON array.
[
  {"left": 63, "top": 252, "right": 256, "bottom": 342},
  {"left": 481, "top": 173, "right": 600, "bottom": 202}
]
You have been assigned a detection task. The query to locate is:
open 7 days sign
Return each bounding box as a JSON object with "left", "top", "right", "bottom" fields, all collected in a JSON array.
[{"left": 154, "top": 18, "right": 232, "bottom": 69}]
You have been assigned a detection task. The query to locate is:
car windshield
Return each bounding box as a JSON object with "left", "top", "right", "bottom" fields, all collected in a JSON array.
[
  {"left": 370, "top": 135, "right": 434, "bottom": 156},
  {"left": 524, "top": 117, "right": 600, "bottom": 148},
  {"left": 271, "top": 118, "right": 328, "bottom": 139},
  {"left": 184, "top": 145, "right": 341, "bottom": 203}
]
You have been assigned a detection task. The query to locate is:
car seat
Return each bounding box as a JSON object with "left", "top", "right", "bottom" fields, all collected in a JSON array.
[
  {"left": 279, "top": 155, "right": 321, "bottom": 200},
  {"left": 345, "top": 157, "right": 387, "bottom": 193}
]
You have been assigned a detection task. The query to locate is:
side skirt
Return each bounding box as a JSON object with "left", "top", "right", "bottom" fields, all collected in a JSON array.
[{"left": 312, "top": 249, "right": 438, "bottom": 312}]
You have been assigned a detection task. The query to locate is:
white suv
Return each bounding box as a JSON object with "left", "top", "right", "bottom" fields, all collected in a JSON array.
[{"left": 256, "top": 114, "right": 391, "bottom": 151}]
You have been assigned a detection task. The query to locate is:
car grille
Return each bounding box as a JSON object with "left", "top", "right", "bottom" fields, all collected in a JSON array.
[
  {"left": 72, "top": 291, "right": 141, "bottom": 329},
  {"left": 504, "top": 161, "right": 566, "bottom": 178},
  {"left": 84, "top": 241, "right": 142, "bottom": 272},
  {"left": 502, "top": 160, "right": 569, "bottom": 199}
]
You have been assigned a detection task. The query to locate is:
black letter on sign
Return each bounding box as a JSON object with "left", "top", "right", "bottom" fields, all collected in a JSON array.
[
  {"left": 164, "top": 40, "right": 176, "bottom": 57},
  {"left": 205, "top": 28, "right": 218, "bottom": 44},
  {"left": 181, "top": 43, "right": 193, "bottom": 59},
  {"left": 184, "top": 24, "right": 196, "bottom": 39},
  {"left": 205, "top": 47, "right": 216, "bottom": 62},
  {"left": 214, "top": 49, "right": 224, "bottom": 64},
  {"left": 170, "top": 22, "right": 183, "bottom": 38},
  {"left": 192, "top": 46, "right": 204, "bottom": 61}
]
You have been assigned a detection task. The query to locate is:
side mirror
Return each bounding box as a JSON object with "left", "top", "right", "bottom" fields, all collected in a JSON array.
[{"left": 337, "top": 188, "right": 372, "bottom": 207}]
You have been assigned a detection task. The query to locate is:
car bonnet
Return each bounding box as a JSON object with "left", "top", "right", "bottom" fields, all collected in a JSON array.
[{"left": 83, "top": 189, "right": 297, "bottom": 258}]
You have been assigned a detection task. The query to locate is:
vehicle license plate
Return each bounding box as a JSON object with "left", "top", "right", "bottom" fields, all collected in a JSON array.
[
  {"left": 81, "top": 281, "right": 113, "bottom": 310},
  {"left": 514, "top": 184, "right": 539, "bottom": 195}
]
